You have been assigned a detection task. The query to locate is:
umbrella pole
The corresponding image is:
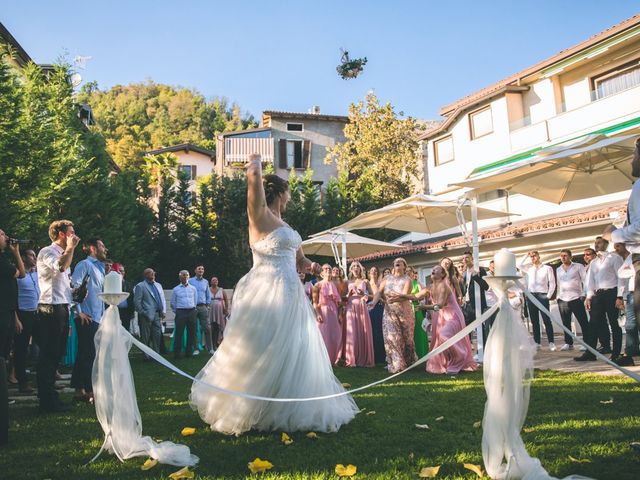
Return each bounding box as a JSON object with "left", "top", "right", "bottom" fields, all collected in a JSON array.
[
  {"left": 471, "top": 197, "right": 484, "bottom": 362},
  {"left": 342, "top": 232, "right": 347, "bottom": 274}
]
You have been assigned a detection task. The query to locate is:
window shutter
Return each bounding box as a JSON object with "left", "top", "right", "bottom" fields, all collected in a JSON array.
[
  {"left": 278, "top": 139, "right": 287, "bottom": 169},
  {"left": 303, "top": 140, "right": 311, "bottom": 168},
  {"left": 191, "top": 165, "right": 197, "bottom": 180}
]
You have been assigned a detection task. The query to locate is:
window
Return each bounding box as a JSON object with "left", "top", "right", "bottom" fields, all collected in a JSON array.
[
  {"left": 434, "top": 136, "right": 454, "bottom": 166},
  {"left": 478, "top": 189, "right": 507, "bottom": 203},
  {"left": 286, "top": 122, "right": 304, "bottom": 132},
  {"left": 593, "top": 60, "right": 640, "bottom": 100},
  {"left": 469, "top": 106, "right": 493, "bottom": 139},
  {"left": 178, "top": 165, "right": 197, "bottom": 180},
  {"left": 278, "top": 139, "right": 310, "bottom": 169}
]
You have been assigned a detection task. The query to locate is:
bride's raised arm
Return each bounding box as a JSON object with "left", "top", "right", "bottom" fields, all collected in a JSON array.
[{"left": 246, "top": 153, "right": 267, "bottom": 226}]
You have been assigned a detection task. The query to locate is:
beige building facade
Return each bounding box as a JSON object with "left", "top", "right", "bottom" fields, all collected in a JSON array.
[
  {"left": 216, "top": 109, "right": 347, "bottom": 188},
  {"left": 364, "top": 14, "right": 640, "bottom": 282}
]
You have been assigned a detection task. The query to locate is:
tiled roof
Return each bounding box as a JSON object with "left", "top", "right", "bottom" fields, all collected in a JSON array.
[
  {"left": 437, "top": 14, "right": 640, "bottom": 118},
  {"left": 355, "top": 204, "right": 626, "bottom": 262},
  {"left": 145, "top": 143, "right": 215, "bottom": 159},
  {"left": 262, "top": 110, "right": 349, "bottom": 122}
]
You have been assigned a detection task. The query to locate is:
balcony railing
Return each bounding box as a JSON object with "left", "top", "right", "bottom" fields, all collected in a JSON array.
[{"left": 224, "top": 137, "right": 274, "bottom": 164}]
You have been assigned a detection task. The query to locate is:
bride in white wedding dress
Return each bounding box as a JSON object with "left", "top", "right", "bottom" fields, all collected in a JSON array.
[{"left": 189, "top": 154, "right": 358, "bottom": 435}]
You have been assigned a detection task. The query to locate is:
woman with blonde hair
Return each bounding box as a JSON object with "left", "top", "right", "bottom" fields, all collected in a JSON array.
[
  {"left": 369, "top": 257, "right": 416, "bottom": 373},
  {"left": 343, "top": 261, "right": 374, "bottom": 367}
]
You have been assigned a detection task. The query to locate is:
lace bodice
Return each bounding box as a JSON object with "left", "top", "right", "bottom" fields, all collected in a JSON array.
[
  {"left": 250, "top": 226, "right": 301, "bottom": 276},
  {"left": 384, "top": 274, "right": 410, "bottom": 295}
]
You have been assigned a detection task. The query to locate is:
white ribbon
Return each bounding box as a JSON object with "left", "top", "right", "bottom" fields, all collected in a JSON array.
[{"left": 129, "top": 303, "right": 500, "bottom": 402}]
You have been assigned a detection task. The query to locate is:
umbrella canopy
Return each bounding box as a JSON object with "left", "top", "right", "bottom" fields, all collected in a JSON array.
[
  {"left": 301, "top": 230, "right": 400, "bottom": 258},
  {"left": 454, "top": 133, "right": 637, "bottom": 204},
  {"left": 333, "top": 194, "right": 514, "bottom": 234}
]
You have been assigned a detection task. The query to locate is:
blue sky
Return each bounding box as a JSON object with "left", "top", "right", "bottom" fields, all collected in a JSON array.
[{"left": 3, "top": 1, "right": 639, "bottom": 120}]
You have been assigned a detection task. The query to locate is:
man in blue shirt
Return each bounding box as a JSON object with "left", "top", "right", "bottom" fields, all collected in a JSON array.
[
  {"left": 171, "top": 270, "right": 197, "bottom": 358},
  {"left": 188, "top": 264, "right": 212, "bottom": 354},
  {"left": 70, "top": 237, "right": 107, "bottom": 402},
  {"left": 15, "top": 249, "right": 39, "bottom": 394}
]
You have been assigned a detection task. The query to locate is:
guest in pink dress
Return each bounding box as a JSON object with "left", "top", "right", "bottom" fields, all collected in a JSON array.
[
  {"left": 408, "top": 266, "right": 477, "bottom": 375},
  {"left": 312, "top": 264, "right": 343, "bottom": 365},
  {"left": 344, "top": 262, "right": 375, "bottom": 367},
  {"left": 370, "top": 258, "right": 416, "bottom": 373},
  {"left": 208, "top": 277, "right": 229, "bottom": 348}
]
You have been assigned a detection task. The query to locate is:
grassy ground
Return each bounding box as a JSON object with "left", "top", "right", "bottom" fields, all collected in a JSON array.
[{"left": 2, "top": 352, "right": 639, "bottom": 479}]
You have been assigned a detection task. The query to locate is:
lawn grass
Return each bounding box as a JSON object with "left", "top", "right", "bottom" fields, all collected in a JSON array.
[{"left": 2, "top": 352, "right": 639, "bottom": 479}]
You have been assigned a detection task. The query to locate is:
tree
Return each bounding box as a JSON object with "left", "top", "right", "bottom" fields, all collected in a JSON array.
[
  {"left": 77, "top": 81, "right": 257, "bottom": 170},
  {"left": 325, "top": 92, "right": 421, "bottom": 205}
]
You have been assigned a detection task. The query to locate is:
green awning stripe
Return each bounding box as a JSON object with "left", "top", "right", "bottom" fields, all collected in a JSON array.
[{"left": 469, "top": 114, "right": 640, "bottom": 177}]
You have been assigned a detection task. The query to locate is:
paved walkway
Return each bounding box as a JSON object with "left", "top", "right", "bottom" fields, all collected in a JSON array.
[{"left": 533, "top": 342, "right": 640, "bottom": 377}]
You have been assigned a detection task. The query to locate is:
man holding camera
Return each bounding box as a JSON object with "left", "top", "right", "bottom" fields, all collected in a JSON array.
[
  {"left": 36, "top": 220, "right": 80, "bottom": 413},
  {"left": 0, "top": 229, "right": 26, "bottom": 444}
]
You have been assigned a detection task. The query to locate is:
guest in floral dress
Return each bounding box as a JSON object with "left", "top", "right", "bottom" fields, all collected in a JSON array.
[
  {"left": 367, "top": 266, "right": 386, "bottom": 364},
  {"left": 407, "top": 266, "right": 477, "bottom": 375},
  {"left": 208, "top": 277, "right": 229, "bottom": 349},
  {"left": 344, "top": 262, "right": 374, "bottom": 367},
  {"left": 312, "top": 264, "right": 343, "bottom": 365},
  {"left": 369, "top": 258, "right": 416, "bottom": 373}
]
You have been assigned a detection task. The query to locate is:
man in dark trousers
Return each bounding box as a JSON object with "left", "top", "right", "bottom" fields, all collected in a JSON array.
[
  {"left": 0, "top": 228, "right": 26, "bottom": 444},
  {"left": 605, "top": 137, "right": 640, "bottom": 364},
  {"left": 460, "top": 251, "right": 489, "bottom": 343}
]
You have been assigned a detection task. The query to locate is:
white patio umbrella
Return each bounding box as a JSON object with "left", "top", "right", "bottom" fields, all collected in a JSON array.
[
  {"left": 334, "top": 193, "right": 513, "bottom": 234},
  {"left": 454, "top": 133, "right": 638, "bottom": 204},
  {"left": 302, "top": 230, "right": 400, "bottom": 273}
]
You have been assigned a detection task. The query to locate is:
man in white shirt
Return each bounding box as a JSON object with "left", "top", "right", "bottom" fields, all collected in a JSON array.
[
  {"left": 170, "top": 270, "right": 198, "bottom": 358},
  {"left": 36, "top": 220, "right": 81, "bottom": 413},
  {"left": 604, "top": 138, "right": 640, "bottom": 363},
  {"left": 519, "top": 250, "right": 557, "bottom": 351},
  {"left": 578, "top": 236, "right": 624, "bottom": 362},
  {"left": 555, "top": 249, "right": 589, "bottom": 352}
]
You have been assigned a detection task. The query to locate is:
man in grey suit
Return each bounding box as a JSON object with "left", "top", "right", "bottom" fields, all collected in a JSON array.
[{"left": 134, "top": 268, "right": 165, "bottom": 353}]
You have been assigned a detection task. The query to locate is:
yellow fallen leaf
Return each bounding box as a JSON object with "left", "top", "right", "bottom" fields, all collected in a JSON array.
[
  {"left": 248, "top": 458, "right": 273, "bottom": 474},
  {"left": 168, "top": 466, "right": 195, "bottom": 479},
  {"left": 435, "top": 416, "right": 444, "bottom": 421},
  {"left": 523, "top": 427, "right": 535, "bottom": 433},
  {"left": 415, "top": 424, "right": 430, "bottom": 430},
  {"left": 365, "top": 410, "right": 376, "bottom": 416},
  {"left": 306, "top": 432, "right": 318, "bottom": 439},
  {"left": 599, "top": 398, "right": 614, "bottom": 404},
  {"left": 141, "top": 458, "right": 158, "bottom": 470},
  {"left": 419, "top": 465, "right": 441, "bottom": 477},
  {"left": 180, "top": 427, "right": 196, "bottom": 436},
  {"left": 281, "top": 432, "right": 294, "bottom": 445},
  {"left": 335, "top": 464, "right": 357, "bottom": 477},
  {"left": 473, "top": 421, "right": 482, "bottom": 429},
  {"left": 341, "top": 383, "right": 352, "bottom": 388},
  {"left": 568, "top": 455, "right": 591, "bottom": 463},
  {"left": 464, "top": 463, "right": 484, "bottom": 477}
]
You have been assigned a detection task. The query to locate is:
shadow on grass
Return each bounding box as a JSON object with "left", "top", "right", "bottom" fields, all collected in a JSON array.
[{"left": 2, "top": 358, "right": 639, "bottom": 479}]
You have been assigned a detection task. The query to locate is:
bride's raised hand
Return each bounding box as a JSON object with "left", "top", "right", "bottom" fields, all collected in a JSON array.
[{"left": 244, "top": 153, "right": 262, "bottom": 170}]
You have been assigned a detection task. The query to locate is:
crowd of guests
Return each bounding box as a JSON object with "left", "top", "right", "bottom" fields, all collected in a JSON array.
[
  {"left": 301, "top": 234, "right": 640, "bottom": 377},
  {"left": 301, "top": 255, "right": 479, "bottom": 376},
  {"left": 0, "top": 219, "right": 230, "bottom": 434}
]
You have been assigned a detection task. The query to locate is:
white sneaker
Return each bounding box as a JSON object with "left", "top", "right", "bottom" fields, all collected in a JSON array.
[
  {"left": 560, "top": 344, "right": 573, "bottom": 351},
  {"left": 208, "top": 349, "right": 215, "bottom": 355},
  {"left": 192, "top": 349, "right": 200, "bottom": 356},
  {"left": 549, "top": 343, "right": 557, "bottom": 352},
  {"left": 536, "top": 344, "right": 541, "bottom": 351},
  {"left": 578, "top": 345, "right": 587, "bottom": 351}
]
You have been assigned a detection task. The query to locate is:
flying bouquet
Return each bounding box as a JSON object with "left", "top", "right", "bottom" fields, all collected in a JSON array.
[{"left": 336, "top": 49, "right": 367, "bottom": 80}]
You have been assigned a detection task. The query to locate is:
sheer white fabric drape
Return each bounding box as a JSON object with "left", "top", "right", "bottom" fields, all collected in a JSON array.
[{"left": 92, "top": 305, "right": 198, "bottom": 467}]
